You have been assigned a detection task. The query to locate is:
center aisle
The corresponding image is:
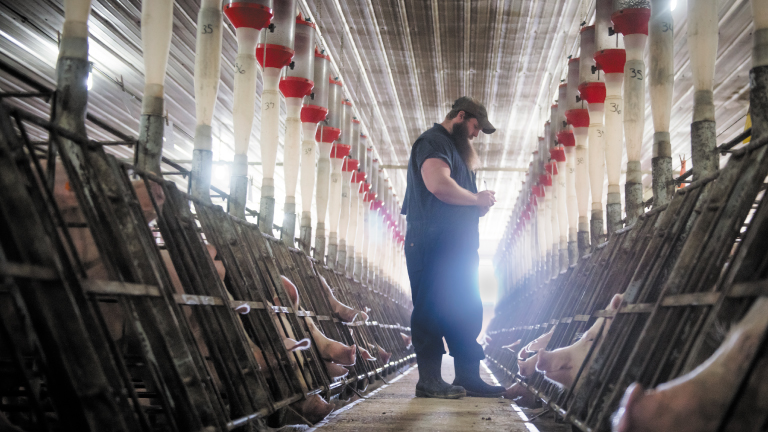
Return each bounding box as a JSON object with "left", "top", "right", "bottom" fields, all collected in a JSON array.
[{"left": 310, "top": 357, "right": 541, "bottom": 431}]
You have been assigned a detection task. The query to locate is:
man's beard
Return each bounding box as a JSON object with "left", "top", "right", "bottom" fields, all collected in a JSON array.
[{"left": 451, "top": 119, "right": 479, "bottom": 171}]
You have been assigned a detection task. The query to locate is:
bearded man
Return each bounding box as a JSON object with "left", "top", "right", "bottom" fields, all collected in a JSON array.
[{"left": 401, "top": 97, "right": 504, "bottom": 399}]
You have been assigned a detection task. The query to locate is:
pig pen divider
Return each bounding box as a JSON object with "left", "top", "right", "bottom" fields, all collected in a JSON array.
[
  {"left": 486, "top": 91, "right": 768, "bottom": 430},
  {"left": 0, "top": 102, "right": 414, "bottom": 431}
]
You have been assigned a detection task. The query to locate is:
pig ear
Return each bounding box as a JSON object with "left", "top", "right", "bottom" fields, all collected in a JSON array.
[
  {"left": 284, "top": 337, "right": 312, "bottom": 352},
  {"left": 615, "top": 382, "right": 644, "bottom": 432},
  {"left": 610, "top": 293, "right": 624, "bottom": 311},
  {"left": 280, "top": 276, "right": 300, "bottom": 309}
]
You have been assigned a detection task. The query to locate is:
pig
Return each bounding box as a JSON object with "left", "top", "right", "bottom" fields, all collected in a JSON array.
[
  {"left": 517, "top": 330, "right": 554, "bottom": 378},
  {"left": 277, "top": 277, "right": 358, "bottom": 367},
  {"left": 306, "top": 319, "right": 357, "bottom": 366},
  {"left": 400, "top": 332, "right": 412, "bottom": 349},
  {"left": 612, "top": 297, "right": 768, "bottom": 432},
  {"left": 502, "top": 339, "right": 522, "bottom": 354},
  {"left": 369, "top": 343, "right": 392, "bottom": 365},
  {"left": 289, "top": 394, "right": 334, "bottom": 425},
  {"left": 503, "top": 383, "right": 538, "bottom": 408},
  {"left": 317, "top": 275, "right": 368, "bottom": 323},
  {"left": 536, "top": 294, "right": 624, "bottom": 389},
  {"left": 323, "top": 360, "right": 350, "bottom": 380},
  {"left": 358, "top": 345, "right": 377, "bottom": 362}
]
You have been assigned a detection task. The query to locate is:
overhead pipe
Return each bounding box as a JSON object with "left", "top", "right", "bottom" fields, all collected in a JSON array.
[
  {"left": 278, "top": 14, "right": 315, "bottom": 240},
  {"left": 613, "top": 0, "right": 650, "bottom": 225},
  {"left": 565, "top": 58, "right": 590, "bottom": 258},
  {"left": 256, "top": 0, "right": 296, "bottom": 233},
  {"left": 299, "top": 48, "right": 330, "bottom": 253},
  {"left": 313, "top": 77, "right": 342, "bottom": 261},
  {"left": 595, "top": 0, "right": 626, "bottom": 234},
  {"left": 223, "top": 0, "right": 273, "bottom": 218},
  {"left": 578, "top": 25, "right": 607, "bottom": 248},
  {"left": 687, "top": 0, "right": 719, "bottom": 180},
  {"left": 327, "top": 99, "right": 353, "bottom": 268},
  {"left": 136, "top": 0, "right": 176, "bottom": 176},
  {"left": 649, "top": 0, "right": 675, "bottom": 207},
  {"left": 191, "top": 0, "right": 225, "bottom": 202}
]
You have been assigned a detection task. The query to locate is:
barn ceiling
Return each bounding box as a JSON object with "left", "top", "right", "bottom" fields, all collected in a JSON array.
[{"left": 0, "top": 0, "right": 753, "bottom": 260}]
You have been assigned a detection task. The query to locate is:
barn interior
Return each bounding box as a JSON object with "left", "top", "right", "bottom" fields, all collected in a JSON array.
[{"left": 0, "top": 0, "right": 766, "bottom": 431}]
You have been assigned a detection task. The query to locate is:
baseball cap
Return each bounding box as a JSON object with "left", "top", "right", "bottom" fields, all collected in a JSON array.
[{"left": 452, "top": 96, "right": 496, "bottom": 134}]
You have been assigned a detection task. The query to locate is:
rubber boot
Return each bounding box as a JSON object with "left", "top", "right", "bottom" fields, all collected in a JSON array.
[
  {"left": 452, "top": 357, "right": 506, "bottom": 398},
  {"left": 415, "top": 355, "right": 466, "bottom": 399}
]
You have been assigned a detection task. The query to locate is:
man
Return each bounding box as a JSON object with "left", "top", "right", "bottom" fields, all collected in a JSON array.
[{"left": 401, "top": 97, "right": 506, "bottom": 399}]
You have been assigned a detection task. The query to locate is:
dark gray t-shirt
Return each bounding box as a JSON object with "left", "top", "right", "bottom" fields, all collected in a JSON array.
[{"left": 401, "top": 123, "right": 479, "bottom": 230}]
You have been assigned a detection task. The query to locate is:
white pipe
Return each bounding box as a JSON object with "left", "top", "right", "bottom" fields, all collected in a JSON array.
[
  {"left": 232, "top": 28, "right": 260, "bottom": 157},
  {"left": 649, "top": 0, "right": 675, "bottom": 206},
  {"left": 338, "top": 161, "right": 355, "bottom": 270},
  {"left": 300, "top": 122, "right": 318, "bottom": 217},
  {"left": 327, "top": 147, "right": 346, "bottom": 266},
  {"left": 259, "top": 67, "right": 282, "bottom": 190},
  {"left": 192, "top": 0, "right": 223, "bottom": 201},
  {"left": 137, "top": 0, "right": 173, "bottom": 175},
  {"left": 60, "top": 0, "right": 92, "bottom": 60},
  {"left": 282, "top": 97, "right": 303, "bottom": 203},
  {"left": 687, "top": 0, "right": 718, "bottom": 123},
  {"left": 315, "top": 141, "right": 332, "bottom": 260}
]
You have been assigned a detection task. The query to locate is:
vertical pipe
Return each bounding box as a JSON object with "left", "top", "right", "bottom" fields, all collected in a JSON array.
[
  {"left": 137, "top": 0, "right": 175, "bottom": 176},
  {"left": 556, "top": 87, "right": 578, "bottom": 264},
  {"left": 327, "top": 142, "right": 350, "bottom": 268},
  {"left": 314, "top": 139, "right": 332, "bottom": 261},
  {"left": 565, "top": 58, "right": 591, "bottom": 257},
  {"left": 346, "top": 123, "right": 362, "bottom": 273},
  {"left": 256, "top": 0, "right": 296, "bottom": 233},
  {"left": 579, "top": 25, "right": 607, "bottom": 247},
  {"left": 688, "top": 0, "right": 719, "bottom": 180},
  {"left": 339, "top": 158, "right": 358, "bottom": 272},
  {"left": 596, "top": 0, "right": 626, "bottom": 234},
  {"left": 191, "top": 0, "right": 224, "bottom": 203},
  {"left": 314, "top": 77, "right": 342, "bottom": 261},
  {"left": 299, "top": 49, "right": 330, "bottom": 253},
  {"left": 279, "top": 16, "right": 315, "bottom": 240},
  {"left": 551, "top": 144, "right": 568, "bottom": 273},
  {"left": 649, "top": 0, "right": 674, "bottom": 207},
  {"left": 327, "top": 100, "right": 353, "bottom": 267},
  {"left": 613, "top": 2, "right": 650, "bottom": 225},
  {"left": 224, "top": 1, "right": 273, "bottom": 218},
  {"left": 55, "top": 1, "right": 92, "bottom": 153}
]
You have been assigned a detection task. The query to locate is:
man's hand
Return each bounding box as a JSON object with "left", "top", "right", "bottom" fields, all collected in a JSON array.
[
  {"left": 475, "top": 190, "right": 496, "bottom": 208},
  {"left": 479, "top": 205, "right": 491, "bottom": 217}
]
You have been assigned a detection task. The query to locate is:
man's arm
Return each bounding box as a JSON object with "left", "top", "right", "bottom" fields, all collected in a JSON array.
[{"left": 421, "top": 158, "right": 495, "bottom": 207}]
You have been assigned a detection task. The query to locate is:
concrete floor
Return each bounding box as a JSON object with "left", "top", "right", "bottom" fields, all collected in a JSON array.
[{"left": 311, "top": 357, "right": 568, "bottom": 432}]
